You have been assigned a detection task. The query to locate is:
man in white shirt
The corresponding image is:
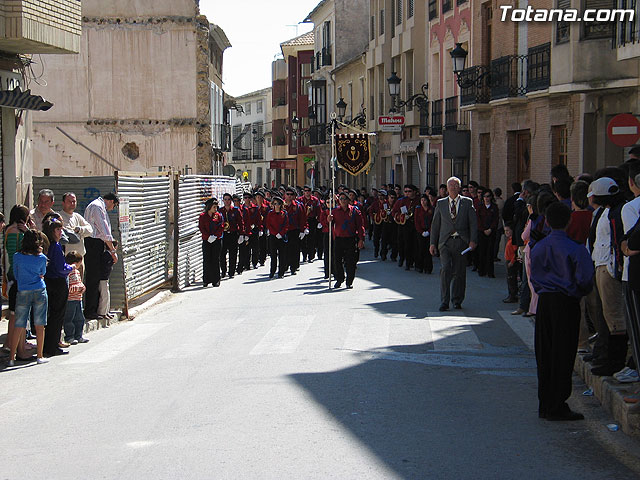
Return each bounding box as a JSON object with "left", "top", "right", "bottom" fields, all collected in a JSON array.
[
  {"left": 30, "top": 189, "right": 56, "bottom": 230},
  {"left": 60, "top": 192, "right": 93, "bottom": 266},
  {"left": 83, "top": 193, "right": 119, "bottom": 320}
]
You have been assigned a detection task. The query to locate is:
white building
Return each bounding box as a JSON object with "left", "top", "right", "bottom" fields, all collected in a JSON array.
[{"left": 230, "top": 87, "right": 273, "bottom": 187}]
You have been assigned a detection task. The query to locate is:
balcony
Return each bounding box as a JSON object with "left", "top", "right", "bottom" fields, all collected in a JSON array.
[
  {"left": 0, "top": 0, "right": 81, "bottom": 54},
  {"left": 322, "top": 46, "right": 332, "bottom": 66},
  {"left": 459, "top": 43, "right": 550, "bottom": 106},
  {"left": 309, "top": 124, "right": 327, "bottom": 146},
  {"left": 220, "top": 124, "right": 231, "bottom": 152},
  {"left": 444, "top": 96, "right": 458, "bottom": 128},
  {"left": 431, "top": 100, "right": 442, "bottom": 136}
]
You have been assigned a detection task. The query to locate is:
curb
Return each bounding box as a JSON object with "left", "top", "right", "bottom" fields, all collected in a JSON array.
[{"left": 575, "top": 355, "right": 640, "bottom": 435}]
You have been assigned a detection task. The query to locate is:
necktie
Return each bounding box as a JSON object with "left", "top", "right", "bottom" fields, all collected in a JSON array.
[{"left": 450, "top": 199, "right": 457, "bottom": 220}]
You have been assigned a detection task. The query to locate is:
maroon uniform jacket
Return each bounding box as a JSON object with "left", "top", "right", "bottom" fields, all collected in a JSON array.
[
  {"left": 391, "top": 196, "right": 420, "bottom": 225},
  {"left": 266, "top": 210, "right": 289, "bottom": 237},
  {"left": 298, "top": 195, "right": 321, "bottom": 219},
  {"left": 319, "top": 202, "right": 330, "bottom": 233},
  {"left": 219, "top": 206, "right": 244, "bottom": 233},
  {"left": 414, "top": 205, "right": 433, "bottom": 234},
  {"left": 256, "top": 201, "right": 271, "bottom": 230},
  {"left": 198, "top": 211, "right": 225, "bottom": 240},
  {"left": 284, "top": 201, "right": 308, "bottom": 231},
  {"left": 331, "top": 205, "right": 365, "bottom": 241},
  {"left": 243, "top": 205, "right": 262, "bottom": 235},
  {"left": 476, "top": 202, "right": 500, "bottom": 232}
]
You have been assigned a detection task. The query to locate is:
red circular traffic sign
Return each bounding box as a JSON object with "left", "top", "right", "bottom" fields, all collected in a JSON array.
[{"left": 607, "top": 114, "right": 640, "bottom": 147}]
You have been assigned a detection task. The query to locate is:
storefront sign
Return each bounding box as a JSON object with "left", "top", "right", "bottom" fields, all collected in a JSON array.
[{"left": 378, "top": 115, "right": 405, "bottom": 132}]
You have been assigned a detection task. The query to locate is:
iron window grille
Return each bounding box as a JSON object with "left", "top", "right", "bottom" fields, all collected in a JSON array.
[
  {"left": 444, "top": 96, "right": 458, "bottom": 128},
  {"left": 431, "top": 100, "right": 443, "bottom": 135},
  {"left": 442, "top": 0, "right": 452, "bottom": 14},
  {"left": 429, "top": 0, "right": 438, "bottom": 19}
]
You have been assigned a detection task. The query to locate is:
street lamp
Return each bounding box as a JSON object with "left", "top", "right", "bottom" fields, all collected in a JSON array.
[
  {"left": 291, "top": 115, "right": 300, "bottom": 134},
  {"left": 450, "top": 42, "right": 497, "bottom": 89},
  {"left": 386, "top": 71, "right": 428, "bottom": 114},
  {"left": 336, "top": 97, "right": 347, "bottom": 120},
  {"left": 450, "top": 43, "right": 468, "bottom": 76}
]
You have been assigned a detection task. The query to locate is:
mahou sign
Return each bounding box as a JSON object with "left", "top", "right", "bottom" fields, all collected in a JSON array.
[{"left": 378, "top": 115, "right": 405, "bottom": 132}]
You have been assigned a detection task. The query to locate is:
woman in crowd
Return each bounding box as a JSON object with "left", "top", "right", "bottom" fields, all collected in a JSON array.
[
  {"left": 476, "top": 188, "right": 500, "bottom": 278},
  {"left": 42, "top": 218, "right": 73, "bottom": 357},
  {"left": 414, "top": 194, "right": 433, "bottom": 274},
  {"left": 199, "top": 198, "right": 225, "bottom": 288},
  {"left": 266, "top": 197, "right": 289, "bottom": 279},
  {"left": 2, "top": 205, "right": 37, "bottom": 360}
]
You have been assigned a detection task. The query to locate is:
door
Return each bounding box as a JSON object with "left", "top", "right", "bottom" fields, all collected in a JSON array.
[
  {"left": 516, "top": 131, "right": 531, "bottom": 182},
  {"left": 480, "top": 133, "right": 491, "bottom": 186}
]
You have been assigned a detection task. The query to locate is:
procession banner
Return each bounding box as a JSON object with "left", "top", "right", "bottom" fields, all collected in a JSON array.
[{"left": 335, "top": 133, "right": 372, "bottom": 176}]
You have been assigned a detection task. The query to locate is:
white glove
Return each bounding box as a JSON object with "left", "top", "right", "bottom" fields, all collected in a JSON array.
[
  {"left": 237, "top": 236, "right": 244, "bottom": 244},
  {"left": 304, "top": 228, "right": 310, "bottom": 235},
  {"left": 400, "top": 206, "right": 408, "bottom": 214},
  {"left": 422, "top": 231, "right": 430, "bottom": 238},
  {"left": 317, "top": 222, "right": 323, "bottom": 229},
  {"left": 299, "top": 232, "right": 305, "bottom": 240},
  {"left": 276, "top": 233, "right": 282, "bottom": 239},
  {"left": 207, "top": 235, "right": 217, "bottom": 243},
  {"left": 259, "top": 230, "right": 264, "bottom": 237}
]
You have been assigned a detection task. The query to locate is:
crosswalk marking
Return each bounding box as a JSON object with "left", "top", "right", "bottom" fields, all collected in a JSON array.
[
  {"left": 62, "top": 323, "right": 170, "bottom": 365},
  {"left": 250, "top": 316, "right": 314, "bottom": 355},
  {"left": 343, "top": 313, "right": 390, "bottom": 352},
  {"left": 388, "top": 317, "right": 433, "bottom": 349},
  {"left": 498, "top": 311, "right": 535, "bottom": 351},
  {"left": 163, "top": 317, "right": 246, "bottom": 359},
  {"left": 426, "top": 313, "right": 483, "bottom": 351}
]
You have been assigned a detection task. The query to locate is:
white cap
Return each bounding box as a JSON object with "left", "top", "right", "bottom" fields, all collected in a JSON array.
[{"left": 587, "top": 177, "right": 619, "bottom": 197}]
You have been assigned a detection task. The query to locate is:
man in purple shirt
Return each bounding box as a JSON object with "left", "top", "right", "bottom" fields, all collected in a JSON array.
[{"left": 530, "top": 201, "right": 594, "bottom": 421}]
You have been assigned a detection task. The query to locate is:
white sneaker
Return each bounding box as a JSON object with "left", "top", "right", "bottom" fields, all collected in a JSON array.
[
  {"left": 36, "top": 357, "right": 49, "bottom": 364},
  {"left": 7, "top": 359, "right": 14, "bottom": 367},
  {"left": 70, "top": 339, "right": 79, "bottom": 345},
  {"left": 614, "top": 366, "right": 632, "bottom": 380},
  {"left": 617, "top": 369, "right": 639, "bottom": 383}
]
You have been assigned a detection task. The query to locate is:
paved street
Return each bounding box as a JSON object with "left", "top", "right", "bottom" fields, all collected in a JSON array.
[{"left": 3, "top": 243, "right": 640, "bottom": 479}]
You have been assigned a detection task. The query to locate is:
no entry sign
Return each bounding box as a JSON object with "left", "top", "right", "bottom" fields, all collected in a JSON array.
[{"left": 607, "top": 114, "right": 640, "bottom": 147}]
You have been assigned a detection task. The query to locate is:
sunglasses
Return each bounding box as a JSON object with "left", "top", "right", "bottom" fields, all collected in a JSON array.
[{"left": 286, "top": 193, "right": 295, "bottom": 196}]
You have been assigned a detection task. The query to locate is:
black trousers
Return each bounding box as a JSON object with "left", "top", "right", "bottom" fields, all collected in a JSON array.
[
  {"left": 381, "top": 222, "right": 397, "bottom": 260},
  {"left": 317, "top": 226, "right": 325, "bottom": 259},
  {"left": 258, "top": 232, "right": 268, "bottom": 265},
  {"left": 415, "top": 232, "right": 433, "bottom": 273},
  {"left": 623, "top": 283, "right": 640, "bottom": 370},
  {"left": 400, "top": 222, "right": 416, "bottom": 267},
  {"left": 248, "top": 233, "right": 260, "bottom": 267},
  {"left": 202, "top": 239, "right": 221, "bottom": 286},
  {"left": 287, "top": 229, "right": 301, "bottom": 273},
  {"left": 269, "top": 236, "right": 287, "bottom": 277},
  {"left": 84, "top": 237, "right": 104, "bottom": 317},
  {"left": 334, "top": 236, "right": 358, "bottom": 285},
  {"left": 221, "top": 232, "right": 239, "bottom": 277},
  {"left": 372, "top": 224, "right": 382, "bottom": 257},
  {"left": 302, "top": 218, "right": 318, "bottom": 260},
  {"left": 535, "top": 292, "right": 580, "bottom": 417},
  {"left": 506, "top": 262, "right": 520, "bottom": 299},
  {"left": 477, "top": 231, "right": 496, "bottom": 276},
  {"left": 44, "top": 277, "right": 69, "bottom": 355},
  {"left": 238, "top": 238, "right": 249, "bottom": 272},
  {"left": 322, "top": 232, "right": 331, "bottom": 278}
]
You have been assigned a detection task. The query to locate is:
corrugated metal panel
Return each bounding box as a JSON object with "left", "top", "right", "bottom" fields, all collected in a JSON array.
[
  {"left": 116, "top": 173, "right": 171, "bottom": 300},
  {"left": 177, "top": 175, "right": 236, "bottom": 289},
  {"left": 31, "top": 176, "right": 126, "bottom": 312},
  {"left": 236, "top": 180, "right": 252, "bottom": 194}
]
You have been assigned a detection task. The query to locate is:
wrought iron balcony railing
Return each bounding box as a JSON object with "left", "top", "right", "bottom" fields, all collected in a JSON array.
[
  {"left": 309, "top": 124, "right": 327, "bottom": 146},
  {"left": 431, "top": 100, "right": 443, "bottom": 136}
]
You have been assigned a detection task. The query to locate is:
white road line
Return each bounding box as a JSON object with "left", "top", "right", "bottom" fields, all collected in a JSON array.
[
  {"left": 388, "top": 317, "right": 433, "bottom": 348},
  {"left": 343, "top": 313, "right": 390, "bottom": 352},
  {"left": 426, "top": 313, "right": 483, "bottom": 351},
  {"left": 498, "top": 310, "right": 535, "bottom": 351},
  {"left": 250, "top": 316, "right": 314, "bottom": 355},
  {"left": 62, "top": 323, "right": 170, "bottom": 364},
  {"left": 163, "top": 317, "right": 245, "bottom": 359}
]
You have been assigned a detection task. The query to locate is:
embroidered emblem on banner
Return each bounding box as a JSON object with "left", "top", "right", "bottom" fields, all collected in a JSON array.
[{"left": 335, "top": 133, "right": 371, "bottom": 176}]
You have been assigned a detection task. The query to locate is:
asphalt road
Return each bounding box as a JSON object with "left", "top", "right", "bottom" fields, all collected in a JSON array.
[{"left": 2, "top": 242, "right": 640, "bottom": 479}]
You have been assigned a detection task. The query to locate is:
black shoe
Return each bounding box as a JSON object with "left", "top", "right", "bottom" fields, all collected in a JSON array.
[
  {"left": 588, "top": 333, "right": 599, "bottom": 344},
  {"left": 503, "top": 297, "right": 518, "bottom": 303},
  {"left": 439, "top": 304, "right": 449, "bottom": 312},
  {"left": 334, "top": 281, "right": 342, "bottom": 288},
  {"left": 391, "top": 256, "right": 397, "bottom": 262},
  {"left": 488, "top": 274, "right": 495, "bottom": 278},
  {"left": 417, "top": 268, "right": 423, "bottom": 273},
  {"left": 546, "top": 410, "right": 584, "bottom": 421},
  {"left": 260, "top": 262, "right": 265, "bottom": 266},
  {"left": 277, "top": 274, "right": 284, "bottom": 278},
  {"left": 478, "top": 273, "right": 486, "bottom": 277},
  {"left": 398, "top": 259, "right": 404, "bottom": 267},
  {"left": 291, "top": 271, "right": 297, "bottom": 275},
  {"left": 381, "top": 256, "right": 386, "bottom": 261},
  {"left": 269, "top": 273, "right": 275, "bottom": 279},
  {"left": 454, "top": 303, "right": 462, "bottom": 310},
  {"left": 472, "top": 266, "right": 477, "bottom": 272},
  {"left": 346, "top": 284, "right": 353, "bottom": 289},
  {"left": 229, "top": 274, "right": 234, "bottom": 279},
  {"left": 214, "top": 281, "right": 220, "bottom": 287},
  {"left": 324, "top": 274, "right": 329, "bottom": 279}
]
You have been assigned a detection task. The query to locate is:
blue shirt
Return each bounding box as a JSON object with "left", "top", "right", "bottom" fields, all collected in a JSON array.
[
  {"left": 13, "top": 252, "right": 47, "bottom": 291},
  {"left": 45, "top": 242, "right": 73, "bottom": 279},
  {"left": 530, "top": 230, "right": 594, "bottom": 298}
]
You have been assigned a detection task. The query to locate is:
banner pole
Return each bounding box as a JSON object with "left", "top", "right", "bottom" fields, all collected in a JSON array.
[{"left": 329, "top": 113, "right": 337, "bottom": 290}]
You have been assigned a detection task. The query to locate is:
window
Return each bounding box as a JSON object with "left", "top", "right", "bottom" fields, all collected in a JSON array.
[
  {"left": 371, "top": 15, "right": 375, "bottom": 40},
  {"left": 245, "top": 102, "right": 251, "bottom": 115},
  {"left": 552, "top": 125, "right": 568, "bottom": 166},
  {"left": 256, "top": 100, "right": 263, "bottom": 114},
  {"left": 322, "top": 21, "right": 332, "bottom": 65},
  {"left": 582, "top": 0, "right": 615, "bottom": 39},
  {"left": 232, "top": 125, "right": 242, "bottom": 160},
  {"left": 380, "top": 9, "right": 385, "bottom": 35},
  {"left": 556, "top": 0, "right": 571, "bottom": 43},
  {"left": 391, "top": 0, "right": 396, "bottom": 36},
  {"left": 253, "top": 122, "right": 264, "bottom": 160},
  {"left": 429, "top": 0, "right": 438, "bottom": 19},
  {"left": 408, "top": 0, "right": 414, "bottom": 18},
  {"left": 426, "top": 153, "right": 437, "bottom": 189},
  {"left": 397, "top": 0, "right": 403, "bottom": 25},
  {"left": 443, "top": 0, "right": 452, "bottom": 13}
]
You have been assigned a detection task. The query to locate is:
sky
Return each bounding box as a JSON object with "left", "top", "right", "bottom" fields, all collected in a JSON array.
[{"left": 200, "top": 0, "right": 320, "bottom": 98}]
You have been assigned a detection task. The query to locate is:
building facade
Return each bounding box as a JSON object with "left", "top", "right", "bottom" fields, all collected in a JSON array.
[
  {"left": 30, "top": 0, "right": 231, "bottom": 178},
  {"left": 230, "top": 87, "right": 273, "bottom": 186},
  {"left": 0, "top": 0, "right": 81, "bottom": 210}
]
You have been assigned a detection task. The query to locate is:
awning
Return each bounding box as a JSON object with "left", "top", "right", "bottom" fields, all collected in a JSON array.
[
  {"left": 0, "top": 88, "right": 52, "bottom": 111},
  {"left": 399, "top": 140, "right": 423, "bottom": 153}
]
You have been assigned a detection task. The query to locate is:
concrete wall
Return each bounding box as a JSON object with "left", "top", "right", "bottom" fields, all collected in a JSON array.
[
  {"left": 335, "top": 0, "right": 368, "bottom": 66},
  {"left": 82, "top": 0, "right": 198, "bottom": 18}
]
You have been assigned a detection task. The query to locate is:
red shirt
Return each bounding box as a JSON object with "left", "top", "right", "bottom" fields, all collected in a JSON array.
[
  {"left": 256, "top": 201, "right": 270, "bottom": 230},
  {"left": 505, "top": 237, "right": 518, "bottom": 262},
  {"left": 414, "top": 205, "right": 433, "bottom": 233},
  {"left": 198, "top": 211, "right": 225, "bottom": 240},
  {"left": 567, "top": 210, "right": 592, "bottom": 245},
  {"left": 319, "top": 206, "right": 330, "bottom": 233},
  {"left": 219, "top": 206, "right": 244, "bottom": 233},
  {"left": 331, "top": 205, "right": 365, "bottom": 240},
  {"left": 266, "top": 210, "right": 289, "bottom": 237},
  {"left": 298, "top": 195, "right": 321, "bottom": 219},
  {"left": 477, "top": 202, "right": 500, "bottom": 231},
  {"left": 243, "top": 204, "right": 262, "bottom": 235},
  {"left": 284, "top": 201, "right": 308, "bottom": 231},
  {"left": 391, "top": 196, "right": 420, "bottom": 224}
]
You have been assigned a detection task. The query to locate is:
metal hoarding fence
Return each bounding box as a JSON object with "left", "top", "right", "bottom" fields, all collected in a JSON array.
[{"left": 175, "top": 175, "right": 237, "bottom": 289}]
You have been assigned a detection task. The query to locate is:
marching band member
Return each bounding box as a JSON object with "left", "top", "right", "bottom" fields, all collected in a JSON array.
[
  {"left": 219, "top": 193, "right": 244, "bottom": 279},
  {"left": 380, "top": 191, "right": 398, "bottom": 261},
  {"left": 328, "top": 192, "right": 365, "bottom": 289},
  {"left": 368, "top": 190, "right": 387, "bottom": 258},
  {"left": 298, "top": 185, "right": 321, "bottom": 263},
  {"left": 265, "top": 197, "right": 289, "bottom": 279},
  {"left": 198, "top": 198, "right": 225, "bottom": 287},
  {"left": 255, "top": 190, "right": 270, "bottom": 266},
  {"left": 283, "top": 187, "right": 308, "bottom": 275},
  {"left": 392, "top": 184, "right": 420, "bottom": 271},
  {"left": 414, "top": 194, "right": 434, "bottom": 274}
]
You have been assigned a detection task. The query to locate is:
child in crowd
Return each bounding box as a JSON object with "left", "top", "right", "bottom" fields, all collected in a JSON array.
[
  {"left": 503, "top": 223, "right": 519, "bottom": 303},
  {"left": 530, "top": 202, "right": 594, "bottom": 421},
  {"left": 63, "top": 251, "right": 88, "bottom": 345},
  {"left": 9, "top": 229, "right": 48, "bottom": 365},
  {"left": 98, "top": 240, "right": 118, "bottom": 322}
]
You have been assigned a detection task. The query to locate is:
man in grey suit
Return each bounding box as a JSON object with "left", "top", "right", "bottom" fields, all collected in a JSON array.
[{"left": 430, "top": 177, "right": 478, "bottom": 311}]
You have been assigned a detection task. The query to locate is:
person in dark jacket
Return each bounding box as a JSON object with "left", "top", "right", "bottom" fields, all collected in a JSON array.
[{"left": 476, "top": 189, "right": 500, "bottom": 277}]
